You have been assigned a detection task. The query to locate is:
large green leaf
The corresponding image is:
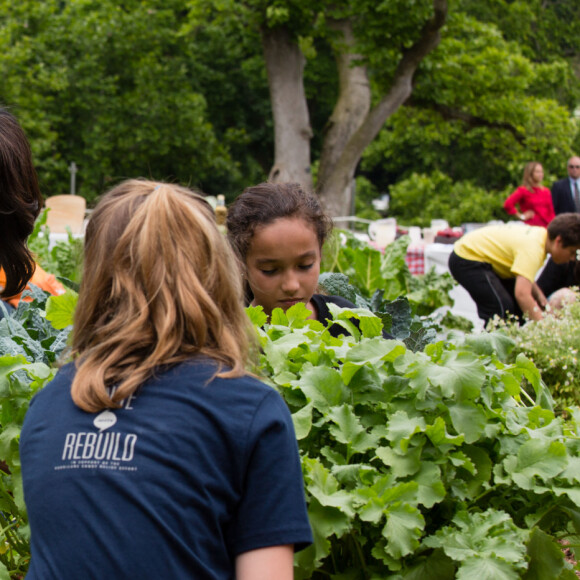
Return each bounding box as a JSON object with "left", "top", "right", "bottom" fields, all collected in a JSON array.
[
  {"left": 45, "top": 288, "right": 78, "bottom": 330},
  {"left": 523, "top": 527, "right": 569, "bottom": 580},
  {"left": 407, "top": 350, "right": 486, "bottom": 401},
  {"left": 327, "top": 404, "right": 382, "bottom": 456},
  {"left": 448, "top": 401, "right": 488, "bottom": 444},
  {"left": 385, "top": 411, "right": 427, "bottom": 453},
  {"left": 297, "top": 365, "right": 350, "bottom": 410},
  {"left": 303, "top": 457, "right": 355, "bottom": 517},
  {"left": 456, "top": 557, "right": 520, "bottom": 580},
  {"left": 504, "top": 438, "right": 568, "bottom": 490},
  {"left": 383, "top": 502, "right": 424, "bottom": 558}
]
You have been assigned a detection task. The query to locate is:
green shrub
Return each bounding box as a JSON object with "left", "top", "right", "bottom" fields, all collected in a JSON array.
[
  {"left": 321, "top": 231, "right": 454, "bottom": 313},
  {"left": 388, "top": 171, "right": 506, "bottom": 227},
  {"left": 250, "top": 304, "right": 580, "bottom": 579},
  {"left": 0, "top": 289, "right": 70, "bottom": 579},
  {"left": 353, "top": 175, "right": 383, "bottom": 223},
  {"left": 320, "top": 232, "right": 455, "bottom": 349},
  {"left": 3, "top": 280, "right": 580, "bottom": 579}
]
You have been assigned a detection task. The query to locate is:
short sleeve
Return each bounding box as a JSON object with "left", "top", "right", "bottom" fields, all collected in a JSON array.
[
  {"left": 229, "top": 390, "right": 312, "bottom": 556},
  {"left": 511, "top": 244, "right": 546, "bottom": 282}
]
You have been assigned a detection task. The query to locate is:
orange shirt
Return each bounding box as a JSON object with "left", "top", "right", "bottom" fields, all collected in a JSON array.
[{"left": 0, "top": 264, "right": 65, "bottom": 307}]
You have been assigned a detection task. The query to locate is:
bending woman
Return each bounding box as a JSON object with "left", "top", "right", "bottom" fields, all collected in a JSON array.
[
  {"left": 0, "top": 108, "right": 43, "bottom": 299},
  {"left": 20, "top": 179, "right": 312, "bottom": 579}
]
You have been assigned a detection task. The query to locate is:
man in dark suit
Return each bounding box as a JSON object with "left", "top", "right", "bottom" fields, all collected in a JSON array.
[{"left": 552, "top": 156, "right": 580, "bottom": 214}]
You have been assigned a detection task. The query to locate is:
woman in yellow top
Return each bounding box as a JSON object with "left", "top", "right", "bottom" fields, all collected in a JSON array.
[
  {"left": 0, "top": 108, "right": 44, "bottom": 306},
  {"left": 448, "top": 214, "right": 580, "bottom": 326}
]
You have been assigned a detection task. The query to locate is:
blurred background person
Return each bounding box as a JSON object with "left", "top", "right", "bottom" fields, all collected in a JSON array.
[
  {"left": 448, "top": 214, "right": 580, "bottom": 326},
  {"left": 551, "top": 155, "right": 580, "bottom": 215},
  {"left": 504, "top": 161, "right": 555, "bottom": 227},
  {"left": 536, "top": 253, "right": 579, "bottom": 310}
]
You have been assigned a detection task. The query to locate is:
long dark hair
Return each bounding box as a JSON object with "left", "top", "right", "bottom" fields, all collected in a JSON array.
[{"left": 0, "top": 108, "right": 43, "bottom": 298}]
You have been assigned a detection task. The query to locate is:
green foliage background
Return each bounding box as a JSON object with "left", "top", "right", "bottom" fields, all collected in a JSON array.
[{"left": 0, "top": 0, "right": 579, "bottom": 217}]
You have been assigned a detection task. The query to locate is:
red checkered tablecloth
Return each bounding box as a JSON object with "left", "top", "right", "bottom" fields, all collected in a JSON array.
[{"left": 405, "top": 244, "right": 425, "bottom": 275}]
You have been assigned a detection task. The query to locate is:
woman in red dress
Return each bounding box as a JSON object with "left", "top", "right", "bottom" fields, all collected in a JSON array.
[{"left": 503, "top": 161, "right": 555, "bottom": 227}]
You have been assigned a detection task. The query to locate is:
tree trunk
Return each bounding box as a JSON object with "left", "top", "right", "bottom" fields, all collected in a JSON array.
[
  {"left": 318, "top": 0, "right": 448, "bottom": 217},
  {"left": 261, "top": 26, "right": 313, "bottom": 189},
  {"left": 317, "top": 19, "right": 371, "bottom": 217}
]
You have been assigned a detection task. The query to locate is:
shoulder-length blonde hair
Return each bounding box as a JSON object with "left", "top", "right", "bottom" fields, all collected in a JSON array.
[
  {"left": 522, "top": 161, "right": 542, "bottom": 191},
  {"left": 71, "top": 179, "right": 256, "bottom": 412}
]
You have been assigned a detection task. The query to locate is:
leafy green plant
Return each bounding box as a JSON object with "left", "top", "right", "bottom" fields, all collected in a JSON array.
[
  {"left": 0, "top": 357, "right": 55, "bottom": 580},
  {"left": 249, "top": 303, "right": 580, "bottom": 579},
  {"left": 488, "top": 295, "right": 580, "bottom": 411},
  {"left": 0, "top": 287, "right": 72, "bottom": 366},
  {"left": 4, "top": 285, "right": 580, "bottom": 579},
  {"left": 321, "top": 231, "right": 454, "bottom": 312},
  {"left": 0, "top": 289, "right": 72, "bottom": 579},
  {"left": 319, "top": 232, "right": 455, "bottom": 350},
  {"left": 27, "top": 210, "right": 84, "bottom": 284}
]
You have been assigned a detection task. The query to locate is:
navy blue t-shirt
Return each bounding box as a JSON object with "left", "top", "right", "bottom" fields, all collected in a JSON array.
[{"left": 21, "top": 359, "right": 312, "bottom": 579}]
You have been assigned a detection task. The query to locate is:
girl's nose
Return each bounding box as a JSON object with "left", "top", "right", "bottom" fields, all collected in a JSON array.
[{"left": 281, "top": 272, "right": 300, "bottom": 294}]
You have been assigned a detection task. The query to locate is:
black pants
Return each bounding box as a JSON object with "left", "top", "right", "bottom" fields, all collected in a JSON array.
[{"left": 448, "top": 251, "right": 522, "bottom": 325}]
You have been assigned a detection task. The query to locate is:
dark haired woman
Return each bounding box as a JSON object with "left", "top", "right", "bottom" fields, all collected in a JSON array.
[{"left": 0, "top": 108, "right": 43, "bottom": 301}]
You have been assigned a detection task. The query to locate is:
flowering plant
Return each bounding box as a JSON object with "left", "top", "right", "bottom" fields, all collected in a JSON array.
[{"left": 489, "top": 292, "right": 580, "bottom": 410}]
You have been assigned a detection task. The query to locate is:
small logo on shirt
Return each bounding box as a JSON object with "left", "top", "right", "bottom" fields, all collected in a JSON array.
[
  {"left": 94, "top": 410, "right": 117, "bottom": 432},
  {"left": 54, "top": 396, "right": 139, "bottom": 473}
]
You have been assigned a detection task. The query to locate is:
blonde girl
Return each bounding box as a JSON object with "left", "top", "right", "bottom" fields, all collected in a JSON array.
[{"left": 21, "top": 179, "right": 311, "bottom": 580}]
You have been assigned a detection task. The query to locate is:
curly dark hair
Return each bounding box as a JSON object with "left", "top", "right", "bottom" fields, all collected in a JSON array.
[
  {"left": 0, "top": 108, "right": 43, "bottom": 298},
  {"left": 226, "top": 182, "right": 333, "bottom": 264}
]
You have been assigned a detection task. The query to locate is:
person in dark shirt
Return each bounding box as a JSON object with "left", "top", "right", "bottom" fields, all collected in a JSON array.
[
  {"left": 20, "top": 179, "right": 312, "bottom": 580},
  {"left": 551, "top": 156, "right": 580, "bottom": 215},
  {"left": 227, "top": 181, "right": 393, "bottom": 338},
  {"left": 536, "top": 255, "right": 579, "bottom": 310}
]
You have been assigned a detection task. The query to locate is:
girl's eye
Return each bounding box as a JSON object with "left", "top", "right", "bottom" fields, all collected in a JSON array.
[
  {"left": 299, "top": 263, "right": 314, "bottom": 271},
  {"left": 260, "top": 269, "right": 277, "bottom": 276}
]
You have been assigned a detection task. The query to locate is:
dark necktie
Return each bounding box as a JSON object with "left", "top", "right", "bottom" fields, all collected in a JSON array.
[{"left": 575, "top": 181, "right": 580, "bottom": 212}]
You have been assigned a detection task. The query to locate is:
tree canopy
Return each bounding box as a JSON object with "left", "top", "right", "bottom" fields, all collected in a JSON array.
[{"left": 0, "top": 0, "right": 578, "bottom": 219}]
